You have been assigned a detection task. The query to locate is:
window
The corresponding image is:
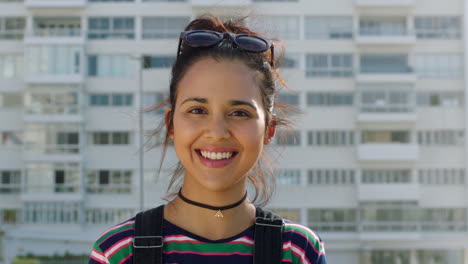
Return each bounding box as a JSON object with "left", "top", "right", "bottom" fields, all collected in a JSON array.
[
  {"left": 26, "top": 46, "right": 81, "bottom": 75},
  {"left": 0, "top": 17, "right": 25, "bottom": 40},
  {"left": 90, "top": 132, "right": 131, "bottom": 145},
  {"left": 360, "top": 54, "right": 411, "bottom": 73},
  {"left": 0, "top": 54, "right": 23, "bottom": 78},
  {"left": 88, "top": 17, "right": 134, "bottom": 39},
  {"left": 24, "top": 201, "right": 80, "bottom": 224},
  {"left": 87, "top": 170, "right": 132, "bottom": 193},
  {"left": 89, "top": 93, "right": 133, "bottom": 106},
  {"left": 369, "top": 250, "right": 411, "bottom": 264},
  {"left": 0, "top": 93, "right": 22, "bottom": 107},
  {"left": 359, "top": 16, "right": 407, "bottom": 36},
  {"left": 360, "top": 201, "right": 419, "bottom": 231},
  {"left": 306, "top": 54, "right": 353, "bottom": 77},
  {"left": 419, "top": 169, "right": 465, "bottom": 185},
  {"left": 275, "top": 169, "right": 301, "bottom": 185},
  {"left": 417, "top": 92, "right": 464, "bottom": 107},
  {"left": 88, "top": 55, "right": 134, "bottom": 77},
  {"left": 276, "top": 130, "right": 301, "bottom": 146},
  {"left": 142, "top": 17, "right": 189, "bottom": 39},
  {"left": 361, "top": 169, "right": 411, "bottom": 183},
  {"left": 143, "top": 55, "right": 175, "bottom": 69},
  {"left": 308, "top": 169, "right": 355, "bottom": 185},
  {"left": 52, "top": 163, "right": 79, "bottom": 193},
  {"left": 277, "top": 93, "right": 300, "bottom": 106},
  {"left": 420, "top": 208, "right": 466, "bottom": 231},
  {"left": 413, "top": 54, "right": 463, "bottom": 78},
  {"left": 270, "top": 208, "right": 300, "bottom": 222},
  {"left": 89, "top": 0, "right": 133, "bottom": 2},
  {"left": 25, "top": 92, "right": 78, "bottom": 115},
  {"left": 308, "top": 209, "right": 356, "bottom": 232},
  {"left": 418, "top": 250, "right": 463, "bottom": 264},
  {"left": 86, "top": 208, "right": 135, "bottom": 225},
  {"left": 281, "top": 55, "right": 300, "bottom": 69},
  {"left": 263, "top": 16, "right": 300, "bottom": 40},
  {"left": 360, "top": 85, "right": 413, "bottom": 112},
  {"left": 305, "top": 16, "right": 353, "bottom": 39},
  {"left": 307, "top": 92, "right": 353, "bottom": 106},
  {"left": 308, "top": 131, "right": 354, "bottom": 146},
  {"left": 143, "top": 92, "right": 168, "bottom": 115},
  {"left": 361, "top": 130, "right": 410, "bottom": 144},
  {"left": 0, "top": 171, "right": 20, "bottom": 193},
  {"left": 1, "top": 209, "right": 18, "bottom": 225},
  {"left": 0, "top": 132, "right": 22, "bottom": 146},
  {"left": 417, "top": 130, "right": 464, "bottom": 145},
  {"left": 415, "top": 16, "right": 461, "bottom": 39}
]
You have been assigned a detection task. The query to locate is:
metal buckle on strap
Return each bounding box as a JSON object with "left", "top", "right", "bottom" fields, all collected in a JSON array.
[
  {"left": 255, "top": 217, "right": 284, "bottom": 228},
  {"left": 133, "top": 236, "right": 164, "bottom": 248}
]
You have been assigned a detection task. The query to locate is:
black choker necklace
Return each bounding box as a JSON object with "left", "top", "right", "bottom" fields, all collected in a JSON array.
[{"left": 178, "top": 189, "right": 248, "bottom": 218}]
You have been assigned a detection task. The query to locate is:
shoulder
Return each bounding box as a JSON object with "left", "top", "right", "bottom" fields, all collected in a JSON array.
[
  {"left": 89, "top": 217, "right": 135, "bottom": 264},
  {"left": 282, "top": 220, "right": 327, "bottom": 264}
]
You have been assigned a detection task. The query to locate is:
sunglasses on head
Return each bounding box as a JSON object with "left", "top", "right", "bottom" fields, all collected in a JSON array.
[{"left": 176, "top": 30, "right": 275, "bottom": 67}]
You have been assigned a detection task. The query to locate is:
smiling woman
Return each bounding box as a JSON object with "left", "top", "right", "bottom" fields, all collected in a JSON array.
[{"left": 88, "top": 14, "right": 327, "bottom": 264}]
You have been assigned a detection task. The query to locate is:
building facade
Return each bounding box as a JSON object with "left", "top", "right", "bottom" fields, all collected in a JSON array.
[{"left": 0, "top": 0, "right": 467, "bottom": 263}]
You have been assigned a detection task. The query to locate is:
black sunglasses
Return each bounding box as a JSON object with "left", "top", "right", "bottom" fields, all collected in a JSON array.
[{"left": 177, "top": 30, "right": 275, "bottom": 67}]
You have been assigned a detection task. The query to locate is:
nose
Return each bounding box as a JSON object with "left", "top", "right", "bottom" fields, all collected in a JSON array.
[{"left": 204, "top": 114, "right": 230, "bottom": 140}]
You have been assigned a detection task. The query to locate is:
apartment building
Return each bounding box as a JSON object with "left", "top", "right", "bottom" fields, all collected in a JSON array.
[{"left": 0, "top": 0, "right": 467, "bottom": 263}]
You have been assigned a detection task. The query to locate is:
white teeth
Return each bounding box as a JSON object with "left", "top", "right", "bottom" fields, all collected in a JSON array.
[{"left": 200, "top": 151, "right": 234, "bottom": 160}]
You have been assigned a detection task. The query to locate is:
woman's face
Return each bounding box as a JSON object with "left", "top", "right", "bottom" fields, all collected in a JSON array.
[{"left": 167, "top": 58, "right": 275, "bottom": 193}]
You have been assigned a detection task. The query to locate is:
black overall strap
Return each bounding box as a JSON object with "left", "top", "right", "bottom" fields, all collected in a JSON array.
[
  {"left": 254, "top": 207, "right": 284, "bottom": 264},
  {"left": 133, "top": 205, "right": 164, "bottom": 264}
]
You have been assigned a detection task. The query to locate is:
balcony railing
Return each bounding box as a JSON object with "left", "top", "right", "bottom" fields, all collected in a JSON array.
[
  {"left": 23, "top": 144, "right": 80, "bottom": 154},
  {"left": 0, "top": 30, "right": 24, "bottom": 40},
  {"left": 87, "top": 185, "right": 132, "bottom": 194},
  {"left": 22, "top": 184, "right": 80, "bottom": 194},
  {"left": 310, "top": 221, "right": 468, "bottom": 233},
  {"left": 32, "top": 27, "right": 81, "bottom": 37},
  {"left": 309, "top": 222, "right": 357, "bottom": 232},
  {"left": 0, "top": 184, "right": 21, "bottom": 194},
  {"left": 88, "top": 30, "right": 134, "bottom": 40},
  {"left": 360, "top": 104, "right": 414, "bottom": 113},
  {"left": 25, "top": 105, "right": 80, "bottom": 115},
  {"left": 359, "top": 27, "right": 411, "bottom": 36},
  {"left": 361, "top": 221, "right": 419, "bottom": 232},
  {"left": 360, "top": 65, "right": 413, "bottom": 74}
]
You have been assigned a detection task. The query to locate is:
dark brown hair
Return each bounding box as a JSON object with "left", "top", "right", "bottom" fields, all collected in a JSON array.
[{"left": 146, "top": 14, "right": 293, "bottom": 206}]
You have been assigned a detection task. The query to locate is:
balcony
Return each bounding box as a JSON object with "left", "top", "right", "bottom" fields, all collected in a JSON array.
[
  {"left": 24, "top": 105, "right": 82, "bottom": 123},
  {"left": 357, "top": 56, "right": 417, "bottom": 83},
  {"left": 191, "top": 0, "right": 251, "bottom": 7},
  {"left": 358, "top": 184, "right": 419, "bottom": 200},
  {"left": 22, "top": 144, "right": 81, "bottom": 162},
  {"left": 357, "top": 143, "right": 419, "bottom": 162},
  {"left": 0, "top": 30, "right": 24, "bottom": 40},
  {"left": 356, "top": 29, "right": 416, "bottom": 45},
  {"left": 355, "top": 0, "right": 415, "bottom": 7},
  {"left": 25, "top": 28, "right": 85, "bottom": 45},
  {"left": 24, "top": 0, "right": 86, "bottom": 8}
]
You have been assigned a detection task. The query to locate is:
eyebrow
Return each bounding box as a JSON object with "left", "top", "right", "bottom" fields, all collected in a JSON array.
[{"left": 180, "top": 97, "right": 257, "bottom": 111}]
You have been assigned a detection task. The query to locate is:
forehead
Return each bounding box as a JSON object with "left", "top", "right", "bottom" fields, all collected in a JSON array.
[{"left": 175, "top": 58, "right": 264, "bottom": 105}]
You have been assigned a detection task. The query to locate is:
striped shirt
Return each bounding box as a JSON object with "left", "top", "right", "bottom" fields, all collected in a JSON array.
[{"left": 88, "top": 217, "right": 327, "bottom": 264}]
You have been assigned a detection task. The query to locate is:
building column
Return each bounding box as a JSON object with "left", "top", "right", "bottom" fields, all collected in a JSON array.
[
  {"left": 361, "top": 249, "right": 372, "bottom": 264},
  {"left": 410, "top": 249, "right": 418, "bottom": 264},
  {"left": 463, "top": 248, "right": 468, "bottom": 264}
]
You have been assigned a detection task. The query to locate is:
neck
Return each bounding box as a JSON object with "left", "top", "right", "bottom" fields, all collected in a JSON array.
[{"left": 164, "top": 184, "right": 255, "bottom": 240}]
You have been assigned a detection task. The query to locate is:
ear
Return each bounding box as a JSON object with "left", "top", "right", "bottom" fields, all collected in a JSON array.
[
  {"left": 263, "top": 120, "right": 276, "bottom": 145},
  {"left": 165, "top": 108, "right": 174, "bottom": 139}
]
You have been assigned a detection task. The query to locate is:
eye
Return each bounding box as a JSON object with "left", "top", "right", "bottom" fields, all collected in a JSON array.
[
  {"left": 188, "top": 107, "right": 206, "bottom": 115},
  {"left": 230, "top": 110, "right": 250, "bottom": 117}
]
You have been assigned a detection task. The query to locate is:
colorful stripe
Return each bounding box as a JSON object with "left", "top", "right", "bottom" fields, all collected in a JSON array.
[{"left": 88, "top": 218, "right": 326, "bottom": 264}]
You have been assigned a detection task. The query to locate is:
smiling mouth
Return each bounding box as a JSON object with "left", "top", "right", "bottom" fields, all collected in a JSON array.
[{"left": 196, "top": 150, "right": 238, "bottom": 160}]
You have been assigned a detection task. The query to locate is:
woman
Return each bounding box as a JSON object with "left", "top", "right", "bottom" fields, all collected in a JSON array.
[{"left": 88, "top": 15, "right": 327, "bottom": 264}]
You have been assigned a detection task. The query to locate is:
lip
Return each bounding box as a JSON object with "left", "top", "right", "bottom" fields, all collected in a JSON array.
[{"left": 195, "top": 147, "right": 239, "bottom": 168}]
